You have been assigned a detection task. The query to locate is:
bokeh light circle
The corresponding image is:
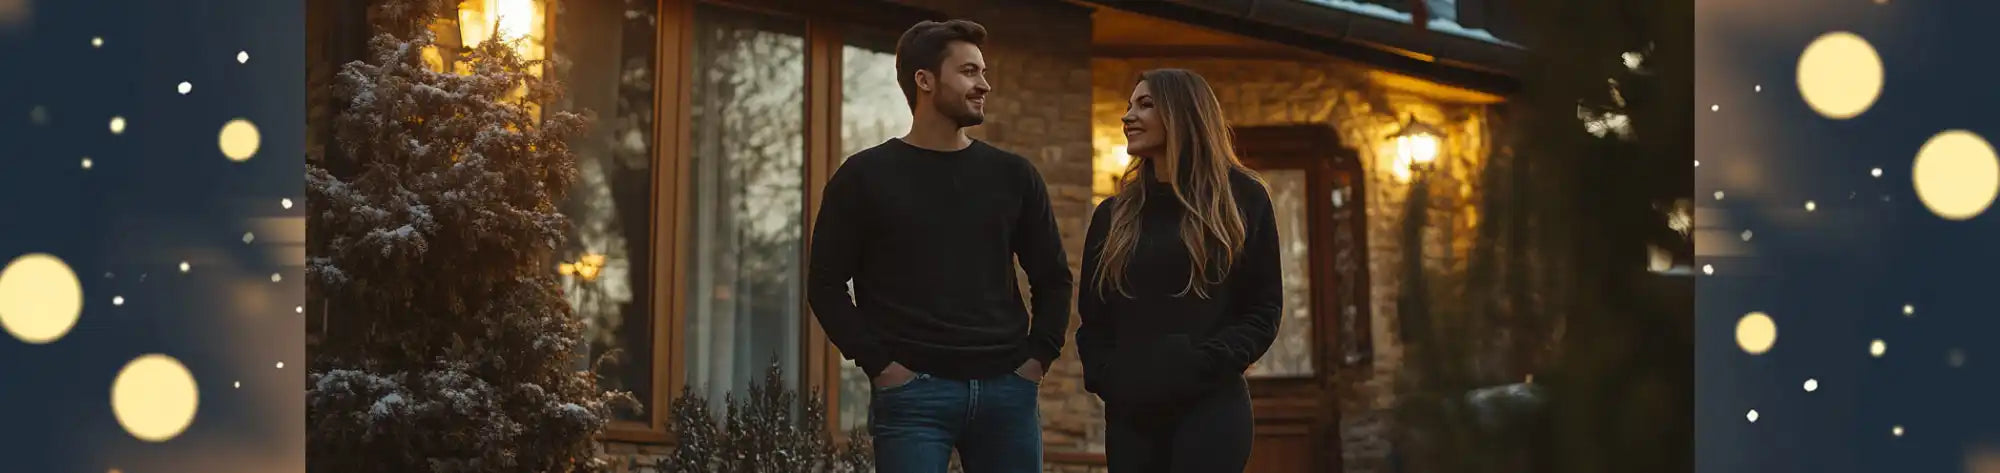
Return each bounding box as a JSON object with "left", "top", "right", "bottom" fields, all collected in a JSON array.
[
  {"left": 1912, "top": 130, "right": 2000, "bottom": 220},
  {"left": 1796, "top": 31, "right": 1884, "bottom": 120},
  {"left": 0, "top": 253, "right": 84, "bottom": 344},
  {"left": 1736, "top": 312, "right": 1777, "bottom": 355}
]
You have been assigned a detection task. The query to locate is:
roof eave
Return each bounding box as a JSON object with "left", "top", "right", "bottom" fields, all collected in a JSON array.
[{"left": 1085, "top": 0, "right": 1526, "bottom": 95}]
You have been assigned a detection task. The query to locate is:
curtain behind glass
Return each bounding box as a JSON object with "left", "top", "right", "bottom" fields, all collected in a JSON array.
[{"left": 684, "top": 2, "right": 807, "bottom": 409}]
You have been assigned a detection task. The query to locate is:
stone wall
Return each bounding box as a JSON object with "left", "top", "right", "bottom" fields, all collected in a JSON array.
[{"left": 1093, "top": 58, "right": 1493, "bottom": 473}]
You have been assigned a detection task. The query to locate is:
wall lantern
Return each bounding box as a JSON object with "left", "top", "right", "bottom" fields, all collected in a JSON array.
[{"left": 1390, "top": 114, "right": 1445, "bottom": 179}]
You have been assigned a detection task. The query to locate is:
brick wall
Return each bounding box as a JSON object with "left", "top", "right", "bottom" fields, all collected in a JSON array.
[{"left": 1093, "top": 58, "right": 1493, "bottom": 473}]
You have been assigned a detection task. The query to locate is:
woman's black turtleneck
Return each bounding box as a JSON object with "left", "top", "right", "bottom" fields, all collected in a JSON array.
[{"left": 1076, "top": 166, "right": 1284, "bottom": 413}]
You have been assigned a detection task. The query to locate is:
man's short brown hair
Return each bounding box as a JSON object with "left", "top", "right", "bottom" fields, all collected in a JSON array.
[{"left": 894, "top": 19, "right": 988, "bottom": 109}]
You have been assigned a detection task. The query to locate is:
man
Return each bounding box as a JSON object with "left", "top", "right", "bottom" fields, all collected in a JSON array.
[{"left": 807, "top": 19, "right": 1071, "bottom": 473}]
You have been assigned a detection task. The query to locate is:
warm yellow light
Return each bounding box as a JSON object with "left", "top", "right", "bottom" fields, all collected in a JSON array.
[
  {"left": 1092, "top": 144, "right": 1134, "bottom": 199},
  {"left": 492, "top": 0, "right": 538, "bottom": 42},
  {"left": 0, "top": 253, "right": 84, "bottom": 344},
  {"left": 111, "top": 354, "right": 200, "bottom": 442},
  {"left": 1797, "top": 31, "right": 1883, "bottom": 120},
  {"left": 1388, "top": 115, "right": 1445, "bottom": 181},
  {"left": 219, "top": 119, "right": 261, "bottom": 162},
  {"left": 1736, "top": 312, "right": 1777, "bottom": 355},
  {"left": 1912, "top": 130, "right": 1999, "bottom": 220},
  {"left": 1397, "top": 133, "right": 1440, "bottom": 169},
  {"left": 459, "top": 0, "right": 543, "bottom": 61},
  {"left": 572, "top": 253, "right": 606, "bottom": 282}
]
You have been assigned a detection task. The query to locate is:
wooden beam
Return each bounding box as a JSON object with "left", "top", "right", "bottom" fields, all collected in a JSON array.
[
  {"left": 658, "top": 0, "right": 696, "bottom": 441},
  {"left": 1091, "top": 44, "right": 1327, "bottom": 61},
  {"left": 803, "top": 17, "right": 844, "bottom": 437}
]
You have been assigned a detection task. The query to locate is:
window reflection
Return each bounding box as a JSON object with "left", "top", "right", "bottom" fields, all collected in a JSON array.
[
  {"left": 683, "top": 2, "right": 808, "bottom": 409},
  {"left": 556, "top": 0, "right": 657, "bottom": 422}
]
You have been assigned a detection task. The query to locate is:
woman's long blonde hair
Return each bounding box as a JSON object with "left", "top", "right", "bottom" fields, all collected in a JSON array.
[{"left": 1093, "top": 69, "right": 1256, "bottom": 299}]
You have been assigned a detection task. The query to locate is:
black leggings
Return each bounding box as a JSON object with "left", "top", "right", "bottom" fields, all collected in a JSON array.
[{"left": 1104, "top": 376, "right": 1254, "bottom": 473}]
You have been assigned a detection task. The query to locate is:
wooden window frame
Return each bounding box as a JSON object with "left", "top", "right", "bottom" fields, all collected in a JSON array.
[{"left": 602, "top": 0, "right": 941, "bottom": 445}]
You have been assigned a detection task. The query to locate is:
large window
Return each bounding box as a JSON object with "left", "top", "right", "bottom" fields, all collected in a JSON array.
[
  {"left": 556, "top": 0, "right": 659, "bottom": 421},
  {"left": 833, "top": 33, "right": 911, "bottom": 432},
  {"left": 682, "top": 2, "right": 809, "bottom": 407}
]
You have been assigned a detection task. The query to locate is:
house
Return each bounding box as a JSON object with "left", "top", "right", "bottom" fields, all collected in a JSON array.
[{"left": 306, "top": 0, "right": 1530, "bottom": 471}]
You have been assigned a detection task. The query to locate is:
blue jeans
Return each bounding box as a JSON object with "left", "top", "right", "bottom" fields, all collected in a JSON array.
[{"left": 869, "top": 371, "right": 1043, "bottom": 473}]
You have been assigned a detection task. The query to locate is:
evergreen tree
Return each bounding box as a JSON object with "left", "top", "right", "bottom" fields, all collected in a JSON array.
[
  {"left": 1392, "top": 0, "right": 1694, "bottom": 471},
  {"left": 304, "top": 1, "right": 631, "bottom": 471}
]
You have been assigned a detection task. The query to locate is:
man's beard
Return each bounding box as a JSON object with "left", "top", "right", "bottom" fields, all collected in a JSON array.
[
  {"left": 947, "top": 102, "right": 985, "bottom": 127},
  {"left": 934, "top": 93, "right": 985, "bottom": 127}
]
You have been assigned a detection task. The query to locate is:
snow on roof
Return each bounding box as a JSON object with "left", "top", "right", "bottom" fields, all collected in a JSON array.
[{"left": 1297, "top": 0, "right": 1522, "bottom": 48}]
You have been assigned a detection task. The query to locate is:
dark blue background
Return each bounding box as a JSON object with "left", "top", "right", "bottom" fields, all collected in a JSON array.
[
  {"left": 0, "top": 0, "right": 303, "bottom": 470},
  {"left": 1697, "top": 0, "right": 2000, "bottom": 471},
  {"left": 5, "top": 0, "right": 1996, "bottom": 470}
]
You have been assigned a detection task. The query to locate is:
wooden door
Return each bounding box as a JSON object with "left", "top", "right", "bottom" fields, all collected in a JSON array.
[{"left": 1231, "top": 126, "right": 1371, "bottom": 473}]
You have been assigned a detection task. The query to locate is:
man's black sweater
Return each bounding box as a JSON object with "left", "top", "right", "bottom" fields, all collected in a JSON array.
[{"left": 807, "top": 138, "right": 1073, "bottom": 381}]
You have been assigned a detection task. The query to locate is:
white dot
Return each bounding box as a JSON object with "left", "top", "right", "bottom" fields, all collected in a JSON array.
[
  {"left": 1893, "top": 425, "right": 1905, "bottom": 437},
  {"left": 1870, "top": 339, "right": 1887, "bottom": 357},
  {"left": 1711, "top": 104, "right": 1720, "bottom": 112},
  {"left": 1903, "top": 304, "right": 1915, "bottom": 316},
  {"left": 281, "top": 198, "right": 293, "bottom": 209},
  {"left": 91, "top": 37, "right": 103, "bottom": 48},
  {"left": 80, "top": 157, "right": 93, "bottom": 169},
  {"left": 1703, "top": 264, "right": 1715, "bottom": 275},
  {"left": 1741, "top": 230, "right": 1754, "bottom": 241},
  {"left": 1804, "top": 379, "right": 1819, "bottom": 392},
  {"left": 1755, "top": 84, "right": 1763, "bottom": 92},
  {"left": 1694, "top": 160, "right": 1702, "bottom": 167},
  {"left": 242, "top": 232, "right": 255, "bottom": 244},
  {"left": 112, "top": 295, "right": 124, "bottom": 306},
  {"left": 109, "top": 116, "right": 126, "bottom": 135},
  {"left": 233, "top": 381, "right": 240, "bottom": 389},
  {"left": 275, "top": 361, "right": 284, "bottom": 369},
  {"left": 1872, "top": 167, "right": 1883, "bottom": 178},
  {"left": 270, "top": 273, "right": 282, "bottom": 283},
  {"left": 1714, "top": 191, "right": 1726, "bottom": 200},
  {"left": 177, "top": 82, "right": 192, "bottom": 95},
  {"left": 178, "top": 261, "right": 189, "bottom": 273},
  {"left": 1805, "top": 201, "right": 1818, "bottom": 212},
  {"left": 237, "top": 51, "right": 249, "bottom": 64},
  {"left": 1747, "top": 409, "right": 1760, "bottom": 423},
  {"left": 295, "top": 305, "right": 304, "bottom": 314}
]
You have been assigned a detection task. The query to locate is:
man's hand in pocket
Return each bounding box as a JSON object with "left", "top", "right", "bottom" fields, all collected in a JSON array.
[
  {"left": 872, "top": 362, "right": 916, "bottom": 388},
  {"left": 1015, "top": 359, "right": 1045, "bottom": 382}
]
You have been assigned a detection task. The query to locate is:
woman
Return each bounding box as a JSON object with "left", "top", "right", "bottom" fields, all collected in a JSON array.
[{"left": 1078, "top": 68, "right": 1282, "bottom": 472}]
